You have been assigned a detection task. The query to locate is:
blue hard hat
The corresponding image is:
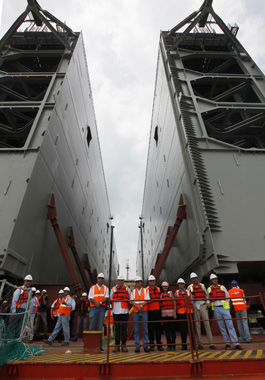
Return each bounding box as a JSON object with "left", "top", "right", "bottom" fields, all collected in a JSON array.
[{"left": 230, "top": 280, "right": 238, "bottom": 286}]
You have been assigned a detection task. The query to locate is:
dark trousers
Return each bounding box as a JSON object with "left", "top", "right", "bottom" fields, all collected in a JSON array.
[
  {"left": 177, "top": 312, "right": 195, "bottom": 349},
  {"left": 70, "top": 310, "right": 76, "bottom": 337},
  {"left": 148, "top": 309, "right": 162, "bottom": 345},
  {"left": 113, "top": 313, "right": 129, "bottom": 346},
  {"left": 163, "top": 316, "right": 176, "bottom": 347}
]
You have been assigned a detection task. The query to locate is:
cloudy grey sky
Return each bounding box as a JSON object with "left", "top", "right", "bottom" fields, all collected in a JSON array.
[{"left": 1, "top": 0, "right": 265, "bottom": 278}]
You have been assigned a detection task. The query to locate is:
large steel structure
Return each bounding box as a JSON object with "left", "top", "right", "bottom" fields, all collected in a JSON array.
[
  {"left": 137, "top": 0, "right": 265, "bottom": 283},
  {"left": 0, "top": 0, "right": 119, "bottom": 285}
]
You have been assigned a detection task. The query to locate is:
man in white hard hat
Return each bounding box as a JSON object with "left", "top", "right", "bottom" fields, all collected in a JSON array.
[
  {"left": 208, "top": 274, "right": 242, "bottom": 350},
  {"left": 110, "top": 275, "right": 131, "bottom": 352},
  {"left": 73, "top": 292, "right": 89, "bottom": 342},
  {"left": 188, "top": 272, "right": 215, "bottom": 350},
  {"left": 130, "top": 276, "right": 150, "bottom": 352},
  {"left": 43, "top": 286, "right": 72, "bottom": 346},
  {"left": 34, "top": 289, "right": 49, "bottom": 338},
  {"left": 10, "top": 274, "right": 33, "bottom": 338},
  {"left": 50, "top": 289, "right": 64, "bottom": 343},
  {"left": 29, "top": 287, "right": 39, "bottom": 343},
  {"left": 175, "top": 278, "right": 195, "bottom": 351},
  {"left": 147, "top": 275, "right": 163, "bottom": 351},
  {"left": 89, "top": 273, "right": 109, "bottom": 352}
]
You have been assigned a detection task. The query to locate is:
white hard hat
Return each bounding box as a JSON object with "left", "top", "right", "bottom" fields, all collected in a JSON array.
[
  {"left": 64, "top": 286, "right": 70, "bottom": 292},
  {"left": 82, "top": 292, "right": 87, "bottom": 297},
  {"left": 190, "top": 272, "right": 198, "bottom": 279},
  {"left": 36, "top": 290, "right": 40, "bottom": 294},
  {"left": 117, "top": 275, "right": 124, "bottom": 280},
  {"left": 97, "top": 273, "right": 105, "bottom": 278},
  {"left": 148, "top": 275, "right": 156, "bottom": 281},
  {"left": 59, "top": 289, "right": 64, "bottom": 294},
  {"left": 31, "top": 287, "right": 36, "bottom": 292},
  {"left": 42, "top": 289, "right": 47, "bottom": 293},
  {"left": 135, "top": 276, "right": 143, "bottom": 282},
  {"left": 177, "top": 278, "right": 185, "bottom": 284},
  {"left": 24, "top": 274, "right": 33, "bottom": 281},
  {"left": 210, "top": 274, "right": 218, "bottom": 280}
]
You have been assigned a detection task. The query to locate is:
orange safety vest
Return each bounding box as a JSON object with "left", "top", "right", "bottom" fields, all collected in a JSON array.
[
  {"left": 105, "top": 310, "right": 114, "bottom": 324},
  {"left": 175, "top": 289, "right": 193, "bottom": 314},
  {"left": 132, "top": 288, "right": 148, "bottom": 312},
  {"left": 208, "top": 285, "right": 226, "bottom": 301},
  {"left": 189, "top": 283, "right": 206, "bottom": 300},
  {"left": 33, "top": 296, "right": 38, "bottom": 314},
  {"left": 112, "top": 285, "right": 130, "bottom": 309},
  {"left": 90, "top": 285, "right": 108, "bottom": 307},
  {"left": 16, "top": 287, "right": 28, "bottom": 309},
  {"left": 160, "top": 291, "right": 174, "bottom": 311},
  {"left": 147, "top": 286, "right": 161, "bottom": 311},
  {"left": 59, "top": 295, "right": 71, "bottom": 316},
  {"left": 228, "top": 288, "right": 247, "bottom": 311},
  {"left": 52, "top": 298, "right": 60, "bottom": 316}
]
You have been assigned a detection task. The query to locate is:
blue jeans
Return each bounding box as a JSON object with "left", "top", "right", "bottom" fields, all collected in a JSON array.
[
  {"left": 48, "top": 315, "right": 70, "bottom": 343},
  {"left": 213, "top": 307, "right": 239, "bottom": 347},
  {"left": 74, "top": 316, "right": 88, "bottom": 340},
  {"left": 89, "top": 307, "right": 105, "bottom": 331},
  {"left": 133, "top": 310, "right": 148, "bottom": 348},
  {"left": 235, "top": 310, "right": 251, "bottom": 341}
]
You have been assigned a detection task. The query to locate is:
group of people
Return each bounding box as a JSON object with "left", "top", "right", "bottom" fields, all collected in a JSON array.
[{"left": 5, "top": 271, "right": 251, "bottom": 351}]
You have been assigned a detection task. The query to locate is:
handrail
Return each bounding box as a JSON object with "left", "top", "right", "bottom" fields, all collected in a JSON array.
[{"left": 103, "top": 292, "right": 265, "bottom": 363}]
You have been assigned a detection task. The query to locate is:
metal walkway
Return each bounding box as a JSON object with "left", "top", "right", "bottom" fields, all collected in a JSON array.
[{"left": 22, "top": 348, "right": 265, "bottom": 363}]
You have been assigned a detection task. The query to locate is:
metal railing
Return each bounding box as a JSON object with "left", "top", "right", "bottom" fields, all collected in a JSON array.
[{"left": 103, "top": 293, "right": 265, "bottom": 363}]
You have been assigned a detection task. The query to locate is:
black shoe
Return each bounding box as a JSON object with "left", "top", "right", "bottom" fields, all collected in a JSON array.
[
  {"left": 235, "top": 345, "right": 243, "bottom": 350},
  {"left": 43, "top": 339, "right": 52, "bottom": 346},
  {"left": 210, "top": 345, "right": 216, "bottom": 350},
  {"left": 61, "top": 342, "right": 69, "bottom": 346},
  {"left": 144, "top": 346, "right": 150, "bottom": 352},
  {"left": 100, "top": 348, "right": 104, "bottom": 353},
  {"left": 135, "top": 347, "right": 140, "bottom": 353},
  {"left": 73, "top": 338, "right": 77, "bottom": 342},
  {"left": 167, "top": 346, "right": 171, "bottom": 351},
  {"left": 150, "top": 346, "right": 154, "bottom": 351},
  {"left": 225, "top": 344, "right": 231, "bottom": 350},
  {"left": 197, "top": 344, "right": 203, "bottom": 350},
  {"left": 171, "top": 346, "right": 175, "bottom": 351},
  {"left": 157, "top": 346, "right": 164, "bottom": 351},
  {"left": 181, "top": 346, "right": 187, "bottom": 351}
]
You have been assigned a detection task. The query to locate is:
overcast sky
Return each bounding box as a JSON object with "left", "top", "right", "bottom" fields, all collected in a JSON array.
[{"left": 1, "top": 0, "right": 265, "bottom": 279}]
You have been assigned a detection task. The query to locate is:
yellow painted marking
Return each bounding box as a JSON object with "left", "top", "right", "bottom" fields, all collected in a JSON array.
[
  {"left": 229, "top": 350, "right": 242, "bottom": 360},
  {"left": 256, "top": 350, "right": 263, "bottom": 359},
  {"left": 198, "top": 352, "right": 213, "bottom": 359},
  {"left": 218, "top": 351, "right": 232, "bottom": 359},
  {"left": 243, "top": 350, "right": 252, "bottom": 359},
  {"left": 206, "top": 351, "right": 221, "bottom": 359}
]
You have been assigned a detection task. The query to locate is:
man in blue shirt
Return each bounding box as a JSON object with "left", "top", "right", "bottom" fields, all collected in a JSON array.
[{"left": 10, "top": 274, "right": 32, "bottom": 339}]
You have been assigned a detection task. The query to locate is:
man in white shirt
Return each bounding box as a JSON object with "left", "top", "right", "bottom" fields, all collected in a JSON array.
[
  {"left": 89, "top": 273, "right": 109, "bottom": 352},
  {"left": 110, "top": 275, "right": 131, "bottom": 352},
  {"left": 188, "top": 272, "right": 215, "bottom": 350},
  {"left": 131, "top": 276, "right": 150, "bottom": 353}
]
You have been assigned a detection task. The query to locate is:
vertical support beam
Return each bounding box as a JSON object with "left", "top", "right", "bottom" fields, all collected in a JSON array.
[
  {"left": 47, "top": 194, "right": 82, "bottom": 295},
  {"left": 67, "top": 226, "right": 90, "bottom": 292},
  {"left": 152, "top": 194, "right": 186, "bottom": 282},
  {"left": 84, "top": 254, "right": 96, "bottom": 284},
  {"left": 139, "top": 217, "right": 144, "bottom": 281},
  {"left": 108, "top": 225, "right": 115, "bottom": 291}
]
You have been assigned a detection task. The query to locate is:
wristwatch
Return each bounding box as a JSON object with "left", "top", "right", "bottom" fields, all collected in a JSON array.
[{"left": 100, "top": 301, "right": 102, "bottom": 305}]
